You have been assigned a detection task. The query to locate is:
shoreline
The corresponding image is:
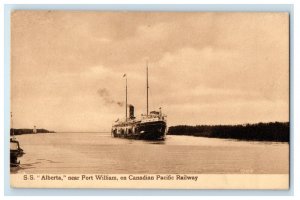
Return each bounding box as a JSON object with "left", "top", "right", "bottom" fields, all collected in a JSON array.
[
  {"left": 167, "top": 122, "right": 289, "bottom": 142},
  {"left": 10, "top": 128, "right": 55, "bottom": 136}
]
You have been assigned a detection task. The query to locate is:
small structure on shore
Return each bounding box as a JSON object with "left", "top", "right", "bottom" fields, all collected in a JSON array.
[{"left": 33, "top": 126, "right": 37, "bottom": 134}]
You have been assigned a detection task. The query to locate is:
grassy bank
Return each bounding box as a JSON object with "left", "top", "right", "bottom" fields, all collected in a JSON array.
[
  {"left": 168, "top": 122, "right": 289, "bottom": 142},
  {"left": 10, "top": 128, "right": 55, "bottom": 135}
]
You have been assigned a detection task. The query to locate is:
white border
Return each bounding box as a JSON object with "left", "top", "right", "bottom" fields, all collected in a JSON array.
[{"left": 1, "top": 0, "right": 299, "bottom": 199}]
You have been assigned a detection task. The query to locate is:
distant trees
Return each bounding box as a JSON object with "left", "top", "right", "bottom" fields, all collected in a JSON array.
[
  {"left": 10, "top": 129, "right": 55, "bottom": 135},
  {"left": 168, "top": 122, "right": 289, "bottom": 142}
]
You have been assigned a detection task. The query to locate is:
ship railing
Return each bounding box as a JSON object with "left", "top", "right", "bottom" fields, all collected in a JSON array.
[
  {"left": 141, "top": 113, "right": 167, "bottom": 120},
  {"left": 112, "top": 119, "right": 139, "bottom": 127}
]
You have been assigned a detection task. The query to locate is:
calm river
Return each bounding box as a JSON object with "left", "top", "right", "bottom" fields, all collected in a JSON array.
[{"left": 12, "top": 132, "right": 289, "bottom": 174}]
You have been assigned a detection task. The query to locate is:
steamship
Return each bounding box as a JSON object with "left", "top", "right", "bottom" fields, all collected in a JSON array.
[{"left": 111, "top": 65, "right": 167, "bottom": 140}]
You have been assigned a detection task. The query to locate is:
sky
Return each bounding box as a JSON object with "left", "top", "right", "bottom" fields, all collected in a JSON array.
[{"left": 11, "top": 11, "right": 289, "bottom": 132}]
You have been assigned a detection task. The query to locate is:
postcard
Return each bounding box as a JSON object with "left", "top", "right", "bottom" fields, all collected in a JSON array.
[{"left": 10, "top": 11, "right": 289, "bottom": 189}]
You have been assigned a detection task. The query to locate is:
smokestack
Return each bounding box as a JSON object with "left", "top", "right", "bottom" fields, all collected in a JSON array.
[{"left": 129, "top": 105, "right": 134, "bottom": 119}]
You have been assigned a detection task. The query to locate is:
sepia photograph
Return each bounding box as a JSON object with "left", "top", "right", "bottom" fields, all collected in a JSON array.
[{"left": 9, "top": 11, "right": 289, "bottom": 189}]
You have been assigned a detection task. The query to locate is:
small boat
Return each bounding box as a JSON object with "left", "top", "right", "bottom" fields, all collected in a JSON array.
[
  {"left": 10, "top": 112, "right": 24, "bottom": 167},
  {"left": 10, "top": 137, "right": 24, "bottom": 167}
]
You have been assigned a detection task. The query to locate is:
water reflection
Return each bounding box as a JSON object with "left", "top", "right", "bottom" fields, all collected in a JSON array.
[{"left": 143, "top": 140, "right": 166, "bottom": 145}]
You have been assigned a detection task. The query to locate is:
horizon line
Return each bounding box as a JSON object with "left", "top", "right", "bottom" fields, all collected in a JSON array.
[{"left": 11, "top": 121, "right": 289, "bottom": 133}]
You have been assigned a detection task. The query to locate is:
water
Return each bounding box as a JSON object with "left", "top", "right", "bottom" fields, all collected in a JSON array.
[{"left": 12, "top": 132, "right": 289, "bottom": 174}]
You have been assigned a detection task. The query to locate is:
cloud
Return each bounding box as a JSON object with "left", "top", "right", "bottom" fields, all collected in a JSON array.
[{"left": 11, "top": 11, "right": 289, "bottom": 131}]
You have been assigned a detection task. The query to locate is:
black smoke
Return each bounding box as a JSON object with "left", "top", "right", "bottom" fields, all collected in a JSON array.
[{"left": 97, "top": 88, "right": 124, "bottom": 107}]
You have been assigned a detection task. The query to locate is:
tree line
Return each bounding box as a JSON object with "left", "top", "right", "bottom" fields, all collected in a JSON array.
[
  {"left": 10, "top": 128, "right": 55, "bottom": 135},
  {"left": 167, "top": 122, "right": 289, "bottom": 142}
]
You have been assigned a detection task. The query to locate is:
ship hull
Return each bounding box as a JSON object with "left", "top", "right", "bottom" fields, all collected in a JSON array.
[
  {"left": 136, "top": 121, "right": 167, "bottom": 140},
  {"left": 112, "top": 120, "right": 167, "bottom": 140}
]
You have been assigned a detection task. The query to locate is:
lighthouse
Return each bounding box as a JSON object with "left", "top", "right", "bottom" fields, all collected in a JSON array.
[{"left": 33, "top": 126, "right": 37, "bottom": 134}]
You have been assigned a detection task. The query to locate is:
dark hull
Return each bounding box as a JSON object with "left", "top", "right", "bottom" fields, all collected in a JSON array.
[
  {"left": 10, "top": 152, "right": 20, "bottom": 167},
  {"left": 112, "top": 120, "right": 167, "bottom": 140},
  {"left": 136, "top": 121, "right": 167, "bottom": 140}
]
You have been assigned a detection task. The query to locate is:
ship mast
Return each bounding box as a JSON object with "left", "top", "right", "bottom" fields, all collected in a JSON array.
[
  {"left": 146, "top": 62, "right": 149, "bottom": 116},
  {"left": 11, "top": 112, "right": 14, "bottom": 137},
  {"left": 125, "top": 74, "right": 127, "bottom": 122}
]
